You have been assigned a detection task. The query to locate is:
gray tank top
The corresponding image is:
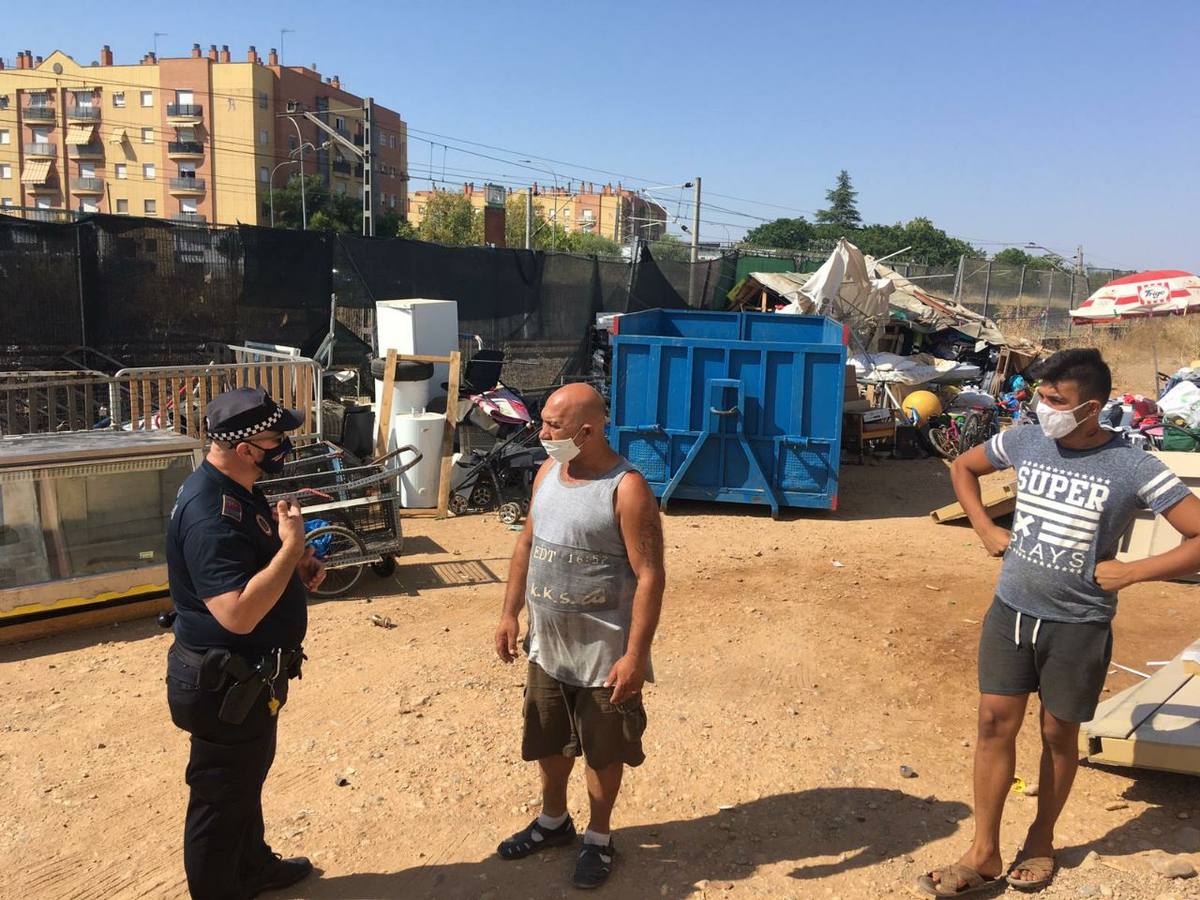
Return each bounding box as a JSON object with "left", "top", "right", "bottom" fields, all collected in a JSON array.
[{"left": 525, "top": 458, "right": 649, "bottom": 687}]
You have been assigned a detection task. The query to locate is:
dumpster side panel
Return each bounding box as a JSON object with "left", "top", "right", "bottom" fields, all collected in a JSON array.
[{"left": 610, "top": 311, "right": 844, "bottom": 512}]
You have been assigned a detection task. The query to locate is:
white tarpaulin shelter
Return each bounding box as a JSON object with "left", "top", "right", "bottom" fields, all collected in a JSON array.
[
  {"left": 1070, "top": 270, "right": 1200, "bottom": 321},
  {"left": 778, "top": 238, "right": 894, "bottom": 351}
]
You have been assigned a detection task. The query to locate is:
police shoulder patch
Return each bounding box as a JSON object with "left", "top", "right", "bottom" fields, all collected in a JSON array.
[{"left": 220, "top": 495, "right": 243, "bottom": 522}]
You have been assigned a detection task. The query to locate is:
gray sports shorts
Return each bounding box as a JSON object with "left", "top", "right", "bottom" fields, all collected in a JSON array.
[{"left": 978, "top": 598, "right": 1113, "bottom": 723}]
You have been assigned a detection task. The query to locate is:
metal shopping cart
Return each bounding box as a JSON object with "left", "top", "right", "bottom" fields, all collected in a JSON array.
[{"left": 259, "top": 441, "right": 422, "bottom": 597}]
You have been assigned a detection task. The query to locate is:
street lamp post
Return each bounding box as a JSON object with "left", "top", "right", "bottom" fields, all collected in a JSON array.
[
  {"left": 286, "top": 117, "right": 307, "bottom": 229},
  {"left": 269, "top": 141, "right": 327, "bottom": 227}
]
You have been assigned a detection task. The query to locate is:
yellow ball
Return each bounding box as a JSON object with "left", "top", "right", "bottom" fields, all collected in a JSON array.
[{"left": 901, "top": 390, "right": 943, "bottom": 426}]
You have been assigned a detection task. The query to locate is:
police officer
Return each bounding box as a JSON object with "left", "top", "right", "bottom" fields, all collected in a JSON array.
[{"left": 164, "top": 387, "right": 324, "bottom": 899}]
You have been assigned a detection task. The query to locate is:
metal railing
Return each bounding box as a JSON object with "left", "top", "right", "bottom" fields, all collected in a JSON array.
[
  {"left": 68, "top": 143, "right": 104, "bottom": 158},
  {"left": 67, "top": 106, "right": 101, "bottom": 120},
  {"left": 24, "top": 142, "right": 56, "bottom": 157},
  {"left": 172, "top": 212, "right": 208, "bottom": 224},
  {"left": 1, "top": 356, "right": 322, "bottom": 440},
  {"left": 167, "top": 103, "right": 203, "bottom": 118},
  {"left": 23, "top": 107, "right": 55, "bottom": 121},
  {"left": 71, "top": 176, "right": 104, "bottom": 193},
  {"left": 169, "top": 176, "right": 206, "bottom": 192},
  {"left": 332, "top": 159, "right": 352, "bottom": 175},
  {"left": 168, "top": 140, "right": 204, "bottom": 155}
]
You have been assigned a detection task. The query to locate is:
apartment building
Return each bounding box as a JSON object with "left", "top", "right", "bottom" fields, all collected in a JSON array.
[{"left": 0, "top": 44, "right": 406, "bottom": 226}]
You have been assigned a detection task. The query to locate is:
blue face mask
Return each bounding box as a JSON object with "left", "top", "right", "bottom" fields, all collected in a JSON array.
[{"left": 248, "top": 435, "right": 292, "bottom": 475}]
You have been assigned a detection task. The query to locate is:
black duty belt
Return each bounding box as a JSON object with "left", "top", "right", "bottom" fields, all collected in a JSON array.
[{"left": 172, "top": 643, "right": 305, "bottom": 723}]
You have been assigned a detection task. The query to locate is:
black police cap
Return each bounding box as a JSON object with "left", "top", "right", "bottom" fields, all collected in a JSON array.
[{"left": 204, "top": 387, "right": 304, "bottom": 443}]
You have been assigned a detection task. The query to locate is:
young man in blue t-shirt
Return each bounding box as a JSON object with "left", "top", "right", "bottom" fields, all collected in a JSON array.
[{"left": 915, "top": 349, "right": 1200, "bottom": 896}]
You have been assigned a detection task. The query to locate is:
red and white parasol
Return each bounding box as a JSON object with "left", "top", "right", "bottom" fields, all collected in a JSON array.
[{"left": 1070, "top": 270, "right": 1200, "bottom": 321}]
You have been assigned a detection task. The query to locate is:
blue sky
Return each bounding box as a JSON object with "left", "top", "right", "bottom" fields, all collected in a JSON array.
[{"left": 9, "top": 0, "right": 1199, "bottom": 269}]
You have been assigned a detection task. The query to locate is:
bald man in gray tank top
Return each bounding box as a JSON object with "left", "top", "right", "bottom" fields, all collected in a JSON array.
[{"left": 493, "top": 383, "right": 666, "bottom": 890}]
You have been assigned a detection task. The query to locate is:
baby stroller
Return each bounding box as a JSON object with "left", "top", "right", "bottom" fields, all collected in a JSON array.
[{"left": 448, "top": 422, "right": 546, "bottom": 524}]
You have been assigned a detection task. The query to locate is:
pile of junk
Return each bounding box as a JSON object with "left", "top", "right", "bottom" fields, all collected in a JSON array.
[{"left": 726, "top": 239, "right": 1044, "bottom": 462}]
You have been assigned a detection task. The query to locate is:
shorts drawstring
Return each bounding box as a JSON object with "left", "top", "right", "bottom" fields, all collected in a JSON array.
[{"left": 1014, "top": 610, "right": 1043, "bottom": 647}]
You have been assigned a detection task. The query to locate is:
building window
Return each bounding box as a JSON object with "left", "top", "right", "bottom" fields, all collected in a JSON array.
[
  {"left": 259, "top": 128, "right": 269, "bottom": 146},
  {"left": 176, "top": 90, "right": 194, "bottom": 105},
  {"left": 116, "top": 199, "right": 129, "bottom": 214},
  {"left": 144, "top": 199, "right": 157, "bottom": 215},
  {"left": 115, "top": 163, "right": 127, "bottom": 180},
  {"left": 177, "top": 127, "right": 195, "bottom": 143},
  {"left": 1, "top": 198, "right": 12, "bottom": 206},
  {"left": 80, "top": 199, "right": 99, "bottom": 213},
  {"left": 288, "top": 136, "right": 297, "bottom": 152},
  {"left": 74, "top": 91, "right": 95, "bottom": 108},
  {"left": 335, "top": 116, "right": 345, "bottom": 131},
  {"left": 0, "top": 164, "right": 10, "bottom": 180},
  {"left": 140, "top": 90, "right": 153, "bottom": 108},
  {"left": 336, "top": 182, "right": 347, "bottom": 195},
  {"left": 259, "top": 166, "right": 269, "bottom": 183},
  {"left": 179, "top": 163, "right": 196, "bottom": 178},
  {"left": 144, "top": 163, "right": 156, "bottom": 179},
  {"left": 113, "top": 92, "right": 125, "bottom": 108},
  {"left": 0, "top": 96, "right": 7, "bottom": 110},
  {"left": 79, "top": 162, "right": 96, "bottom": 179},
  {"left": 32, "top": 127, "right": 50, "bottom": 144},
  {"left": 389, "top": 134, "right": 396, "bottom": 149},
  {"left": 258, "top": 91, "right": 268, "bottom": 109},
  {"left": 142, "top": 127, "right": 154, "bottom": 144},
  {"left": 0, "top": 129, "right": 8, "bottom": 145},
  {"left": 180, "top": 198, "right": 198, "bottom": 215}
]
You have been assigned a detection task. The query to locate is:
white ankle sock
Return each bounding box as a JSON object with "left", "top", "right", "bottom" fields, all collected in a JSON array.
[
  {"left": 583, "top": 828, "right": 610, "bottom": 847},
  {"left": 536, "top": 811, "right": 569, "bottom": 834}
]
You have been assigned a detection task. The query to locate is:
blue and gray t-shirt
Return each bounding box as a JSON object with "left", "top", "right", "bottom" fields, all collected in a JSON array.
[{"left": 985, "top": 426, "right": 1192, "bottom": 623}]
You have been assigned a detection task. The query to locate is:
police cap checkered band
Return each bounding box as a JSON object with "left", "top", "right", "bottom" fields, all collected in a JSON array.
[
  {"left": 206, "top": 406, "right": 283, "bottom": 442},
  {"left": 204, "top": 387, "right": 304, "bottom": 442}
]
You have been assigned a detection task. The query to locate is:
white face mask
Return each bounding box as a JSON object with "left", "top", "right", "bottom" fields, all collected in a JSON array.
[
  {"left": 1036, "top": 400, "right": 1092, "bottom": 439},
  {"left": 541, "top": 426, "right": 585, "bottom": 464}
]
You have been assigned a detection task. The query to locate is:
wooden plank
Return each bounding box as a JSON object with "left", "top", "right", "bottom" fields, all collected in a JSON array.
[
  {"left": 375, "top": 349, "right": 398, "bottom": 458},
  {"left": 0, "top": 595, "right": 172, "bottom": 647},
  {"left": 197, "top": 376, "right": 209, "bottom": 441},
  {"left": 236, "top": 365, "right": 247, "bottom": 388},
  {"left": 5, "top": 380, "right": 15, "bottom": 435},
  {"left": 66, "top": 382, "right": 78, "bottom": 431},
  {"left": 930, "top": 474, "right": 1017, "bottom": 524},
  {"left": 435, "top": 350, "right": 461, "bottom": 517},
  {"left": 281, "top": 362, "right": 294, "bottom": 412},
  {"left": 129, "top": 379, "right": 142, "bottom": 433},
  {"left": 27, "top": 386, "right": 37, "bottom": 434},
  {"left": 300, "top": 365, "right": 313, "bottom": 435},
  {"left": 142, "top": 379, "right": 153, "bottom": 430},
  {"left": 157, "top": 377, "right": 167, "bottom": 431},
  {"left": 167, "top": 377, "right": 179, "bottom": 433},
  {"left": 46, "top": 384, "right": 58, "bottom": 432},
  {"left": 83, "top": 381, "right": 93, "bottom": 431},
  {"left": 389, "top": 353, "right": 456, "bottom": 365}
]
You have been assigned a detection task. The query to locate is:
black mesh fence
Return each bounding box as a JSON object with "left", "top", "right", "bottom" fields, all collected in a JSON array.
[{"left": 2, "top": 213, "right": 777, "bottom": 384}]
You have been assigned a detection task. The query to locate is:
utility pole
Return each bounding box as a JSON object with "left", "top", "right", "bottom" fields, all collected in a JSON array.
[
  {"left": 361, "top": 96, "right": 373, "bottom": 236},
  {"left": 688, "top": 176, "right": 701, "bottom": 305},
  {"left": 525, "top": 187, "right": 533, "bottom": 250}
]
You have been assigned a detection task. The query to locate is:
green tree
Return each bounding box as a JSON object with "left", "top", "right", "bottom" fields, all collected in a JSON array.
[
  {"left": 417, "top": 191, "right": 478, "bottom": 245},
  {"left": 815, "top": 170, "right": 862, "bottom": 230},
  {"left": 562, "top": 231, "right": 623, "bottom": 256},
  {"left": 272, "top": 174, "right": 365, "bottom": 233},
  {"left": 502, "top": 195, "right": 549, "bottom": 249},
  {"left": 392, "top": 217, "right": 417, "bottom": 240},
  {"left": 992, "top": 247, "right": 1059, "bottom": 270},
  {"left": 647, "top": 233, "right": 691, "bottom": 263},
  {"left": 742, "top": 216, "right": 814, "bottom": 250}
]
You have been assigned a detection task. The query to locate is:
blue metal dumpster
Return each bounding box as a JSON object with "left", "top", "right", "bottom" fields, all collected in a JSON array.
[{"left": 609, "top": 309, "right": 847, "bottom": 517}]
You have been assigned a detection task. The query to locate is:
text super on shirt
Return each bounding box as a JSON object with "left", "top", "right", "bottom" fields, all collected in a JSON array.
[{"left": 984, "top": 425, "right": 1191, "bottom": 623}]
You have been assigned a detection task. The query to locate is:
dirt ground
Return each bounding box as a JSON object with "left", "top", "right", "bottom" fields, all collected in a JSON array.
[{"left": 3, "top": 459, "right": 1200, "bottom": 900}]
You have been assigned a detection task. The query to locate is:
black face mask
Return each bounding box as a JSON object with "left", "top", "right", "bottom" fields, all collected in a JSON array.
[{"left": 249, "top": 436, "right": 292, "bottom": 475}]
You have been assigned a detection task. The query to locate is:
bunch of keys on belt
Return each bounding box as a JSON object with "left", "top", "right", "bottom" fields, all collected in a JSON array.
[{"left": 266, "top": 650, "right": 283, "bottom": 717}]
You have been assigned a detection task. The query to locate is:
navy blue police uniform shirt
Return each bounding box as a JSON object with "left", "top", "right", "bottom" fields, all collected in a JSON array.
[{"left": 166, "top": 460, "right": 308, "bottom": 654}]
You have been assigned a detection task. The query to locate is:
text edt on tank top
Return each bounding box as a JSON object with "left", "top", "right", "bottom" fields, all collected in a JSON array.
[
  {"left": 1010, "top": 461, "right": 1110, "bottom": 574},
  {"left": 527, "top": 538, "right": 621, "bottom": 612}
]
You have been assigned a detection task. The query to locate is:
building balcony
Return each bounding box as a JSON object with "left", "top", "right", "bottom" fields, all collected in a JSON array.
[
  {"left": 24, "top": 142, "right": 57, "bottom": 158},
  {"left": 67, "top": 106, "right": 101, "bottom": 122},
  {"left": 25, "top": 179, "right": 61, "bottom": 194},
  {"left": 23, "top": 106, "right": 56, "bottom": 122},
  {"left": 166, "top": 103, "right": 203, "bottom": 124},
  {"left": 172, "top": 212, "right": 207, "bottom": 225},
  {"left": 71, "top": 176, "right": 104, "bottom": 194},
  {"left": 68, "top": 143, "right": 104, "bottom": 159},
  {"left": 168, "top": 141, "right": 205, "bottom": 159},
  {"left": 169, "top": 176, "right": 206, "bottom": 195},
  {"left": 332, "top": 160, "right": 352, "bottom": 176}
]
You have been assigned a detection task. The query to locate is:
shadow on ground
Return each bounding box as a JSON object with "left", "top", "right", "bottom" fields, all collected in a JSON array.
[{"left": 279, "top": 788, "right": 971, "bottom": 899}]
